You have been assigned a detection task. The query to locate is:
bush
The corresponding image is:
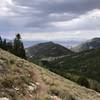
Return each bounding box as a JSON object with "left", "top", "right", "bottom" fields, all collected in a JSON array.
[
  {"left": 10, "top": 59, "right": 15, "bottom": 64},
  {"left": 1, "top": 79, "right": 14, "bottom": 88},
  {"left": 77, "top": 77, "right": 90, "bottom": 88}
]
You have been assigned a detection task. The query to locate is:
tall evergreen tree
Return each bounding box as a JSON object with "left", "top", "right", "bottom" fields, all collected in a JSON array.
[
  {"left": 6, "top": 42, "right": 13, "bottom": 52},
  {"left": 0, "top": 36, "right": 2, "bottom": 48},
  {"left": 14, "top": 34, "right": 26, "bottom": 59},
  {"left": 2, "top": 39, "right": 7, "bottom": 50}
]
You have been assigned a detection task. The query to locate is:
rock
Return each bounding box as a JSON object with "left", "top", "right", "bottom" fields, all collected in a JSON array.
[
  {"left": 0, "top": 59, "right": 5, "bottom": 64},
  {"left": 15, "top": 87, "right": 19, "bottom": 91},
  {"left": 17, "top": 64, "right": 22, "bottom": 67},
  {"left": 28, "top": 83, "right": 37, "bottom": 92},
  {"left": 35, "top": 82, "right": 40, "bottom": 86},
  {"left": 0, "top": 65, "right": 3, "bottom": 71},
  {"left": 0, "top": 59, "right": 8, "bottom": 72},
  {"left": 0, "top": 97, "right": 9, "bottom": 100},
  {"left": 28, "top": 86, "right": 35, "bottom": 91},
  {"left": 50, "top": 96, "right": 62, "bottom": 100},
  {"left": 0, "top": 59, "right": 7, "bottom": 65}
]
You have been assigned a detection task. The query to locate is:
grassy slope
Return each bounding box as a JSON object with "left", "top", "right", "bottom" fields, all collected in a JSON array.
[{"left": 0, "top": 48, "right": 100, "bottom": 100}]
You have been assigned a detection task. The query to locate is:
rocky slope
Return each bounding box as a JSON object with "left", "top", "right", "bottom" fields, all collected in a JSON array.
[{"left": 0, "top": 48, "right": 100, "bottom": 100}]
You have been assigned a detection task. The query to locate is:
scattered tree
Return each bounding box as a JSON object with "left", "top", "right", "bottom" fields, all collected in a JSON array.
[
  {"left": 77, "top": 76, "right": 90, "bottom": 88},
  {"left": 0, "top": 34, "right": 26, "bottom": 59},
  {"left": 0, "top": 36, "right": 2, "bottom": 48},
  {"left": 2, "top": 39, "right": 7, "bottom": 50},
  {"left": 6, "top": 42, "right": 13, "bottom": 53},
  {"left": 13, "top": 34, "right": 26, "bottom": 59}
]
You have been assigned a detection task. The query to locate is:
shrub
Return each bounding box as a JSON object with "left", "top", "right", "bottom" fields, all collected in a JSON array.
[
  {"left": 1, "top": 79, "right": 13, "bottom": 88},
  {"left": 77, "top": 77, "right": 90, "bottom": 88},
  {"left": 44, "top": 95, "right": 51, "bottom": 100},
  {"left": 10, "top": 59, "right": 15, "bottom": 64},
  {"left": 12, "top": 95, "right": 17, "bottom": 100},
  {"left": 48, "top": 86, "right": 74, "bottom": 100}
]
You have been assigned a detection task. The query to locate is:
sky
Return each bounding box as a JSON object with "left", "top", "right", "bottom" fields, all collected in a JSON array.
[{"left": 0, "top": 0, "right": 100, "bottom": 46}]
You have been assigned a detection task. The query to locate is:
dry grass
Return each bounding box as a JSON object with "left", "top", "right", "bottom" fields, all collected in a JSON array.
[{"left": 0, "top": 49, "right": 100, "bottom": 100}]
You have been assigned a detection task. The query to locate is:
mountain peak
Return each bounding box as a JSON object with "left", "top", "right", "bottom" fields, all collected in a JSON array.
[
  {"left": 26, "top": 42, "right": 73, "bottom": 59},
  {"left": 37, "top": 41, "right": 55, "bottom": 46}
]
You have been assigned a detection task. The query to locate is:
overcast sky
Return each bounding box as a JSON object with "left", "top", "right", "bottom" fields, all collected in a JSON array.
[{"left": 0, "top": 0, "right": 100, "bottom": 43}]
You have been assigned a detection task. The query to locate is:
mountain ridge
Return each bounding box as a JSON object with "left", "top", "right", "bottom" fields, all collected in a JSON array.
[
  {"left": 71, "top": 37, "right": 100, "bottom": 52},
  {"left": 26, "top": 41, "right": 73, "bottom": 59}
]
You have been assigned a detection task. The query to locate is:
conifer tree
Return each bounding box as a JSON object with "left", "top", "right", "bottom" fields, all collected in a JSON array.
[
  {"left": 0, "top": 36, "right": 2, "bottom": 48},
  {"left": 2, "top": 39, "right": 7, "bottom": 50},
  {"left": 6, "top": 42, "right": 13, "bottom": 52},
  {"left": 14, "top": 34, "right": 26, "bottom": 59}
]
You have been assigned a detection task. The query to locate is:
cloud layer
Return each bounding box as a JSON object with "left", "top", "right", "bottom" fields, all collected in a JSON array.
[{"left": 0, "top": 0, "right": 100, "bottom": 42}]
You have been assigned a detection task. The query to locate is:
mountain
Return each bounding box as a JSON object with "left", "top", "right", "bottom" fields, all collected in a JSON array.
[
  {"left": 43, "top": 48, "right": 100, "bottom": 92},
  {"left": 0, "top": 49, "right": 100, "bottom": 100},
  {"left": 71, "top": 38, "right": 100, "bottom": 52},
  {"left": 23, "top": 40, "right": 82, "bottom": 48},
  {"left": 26, "top": 42, "right": 73, "bottom": 59}
]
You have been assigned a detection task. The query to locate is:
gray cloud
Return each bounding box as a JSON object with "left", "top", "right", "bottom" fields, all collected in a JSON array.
[
  {"left": 12, "top": 0, "right": 100, "bottom": 30},
  {"left": 0, "top": 0, "right": 100, "bottom": 41}
]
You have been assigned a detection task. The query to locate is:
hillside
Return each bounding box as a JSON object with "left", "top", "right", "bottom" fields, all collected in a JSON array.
[
  {"left": 26, "top": 42, "right": 73, "bottom": 59},
  {"left": 42, "top": 49, "right": 100, "bottom": 92},
  {"left": 71, "top": 38, "right": 100, "bottom": 52},
  {"left": 46, "top": 48, "right": 100, "bottom": 88},
  {"left": 0, "top": 49, "right": 100, "bottom": 100}
]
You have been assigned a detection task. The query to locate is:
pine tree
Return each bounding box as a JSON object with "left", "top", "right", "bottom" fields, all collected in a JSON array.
[
  {"left": 2, "top": 39, "right": 7, "bottom": 50},
  {"left": 6, "top": 42, "right": 13, "bottom": 53},
  {"left": 0, "top": 36, "right": 2, "bottom": 48},
  {"left": 13, "top": 34, "right": 26, "bottom": 59}
]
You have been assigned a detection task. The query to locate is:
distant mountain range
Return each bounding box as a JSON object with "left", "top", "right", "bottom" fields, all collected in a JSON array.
[
  {"left": 23, "top": 40, "right": 83, "bottom": 48},
  {"left": 71, "top": 38, "right": 100, "bottom": 52},
  {"left": 26, "top": 42, "right": 73, "bottom": 59}
]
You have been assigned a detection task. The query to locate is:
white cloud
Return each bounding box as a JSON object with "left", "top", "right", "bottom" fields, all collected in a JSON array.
[
  {"left": 18, "top": 30, "right": 100, "bottom": 41},
  {"left": 0, "top": 0, "right": 31, "bottom": 17},
  {"left": 51, "top": 9, "right": 100, "bottom": 30},
  {"left": 0, "top": 0, "right": 12, "bottom": 16},
  {"left": 0, "top": 0, "right": 100, "bottom": 43}
]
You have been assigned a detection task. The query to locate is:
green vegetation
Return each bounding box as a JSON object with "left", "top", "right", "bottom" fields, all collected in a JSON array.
[
  {"left": 31, "top": 48, "right": 100, "bottom": 91},
  {"left": 46, "top": 48, "right": 100, "bottom": 82},
  {"left": 0, "top": 34, "right": 26, "bottom": 59},
  {"left": 77, "top": 77, "right": 90, "bottom": 88},
  {"left": 71, "top": 38, "right": 100, "bottom": 52}
]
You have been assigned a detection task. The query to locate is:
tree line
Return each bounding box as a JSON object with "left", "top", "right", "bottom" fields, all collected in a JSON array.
[{"left": 0, "top": 34, "right": 26, "bottom": 59}]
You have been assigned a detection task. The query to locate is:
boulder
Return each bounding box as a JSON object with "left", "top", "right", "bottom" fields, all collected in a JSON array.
[{"left": 0, "top": 97, "right": 9, "bottom": 100}]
